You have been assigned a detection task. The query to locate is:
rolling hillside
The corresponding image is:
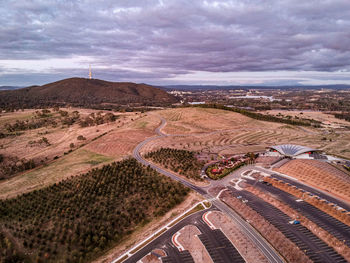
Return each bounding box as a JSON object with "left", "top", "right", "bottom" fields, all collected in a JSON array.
[{"left": 0, "top": 78, "right": 178, "bottom": 108}]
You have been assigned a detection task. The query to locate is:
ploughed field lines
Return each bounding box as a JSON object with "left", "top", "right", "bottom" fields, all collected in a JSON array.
[
  {"left": 227, "top": 187, "right": 347, "bottom": 263},
  {"left": 143, "top": 128, "right": 316, "bottom": 153},
  {"left": 250, "top": 180, "right": 350, "bottom": 247}
]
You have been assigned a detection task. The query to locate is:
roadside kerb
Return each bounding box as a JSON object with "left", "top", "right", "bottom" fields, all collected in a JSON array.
[{"left": 111, "top": 201, "right": 209, "bottom": 263}]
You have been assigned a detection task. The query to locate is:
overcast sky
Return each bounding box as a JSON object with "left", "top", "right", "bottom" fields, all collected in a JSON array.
[{"left": 1, "top": 0, "right": 350, "bottom": 86}]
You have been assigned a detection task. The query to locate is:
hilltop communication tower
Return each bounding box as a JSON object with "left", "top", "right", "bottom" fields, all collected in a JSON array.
[{"left": 89, "top": 64, "right": 92, "bottom": 79}]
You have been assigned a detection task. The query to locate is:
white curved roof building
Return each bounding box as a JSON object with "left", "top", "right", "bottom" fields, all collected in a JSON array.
[{"left": 269, "top": 144, "right": 318, "bottom": 157}]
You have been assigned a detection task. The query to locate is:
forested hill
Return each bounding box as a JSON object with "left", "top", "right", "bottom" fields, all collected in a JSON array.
[{"left": 0, "top": 78, "right": 178, "bottom": 109}]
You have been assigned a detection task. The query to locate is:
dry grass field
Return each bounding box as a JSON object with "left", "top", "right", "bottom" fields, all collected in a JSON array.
[
  {"left": 0, "top": 149, "right": 113, "bottom": 199},
  {"left": 261, "top": 110, "right": 350, "bottom": 128},
  {"left": 0, "top": 108, "right": 139, "bottom": 162},
  {"left": 2, "top": 107, "right": 350, "bottom": 200},
  {"left": 141, "top": 108, "right": 350, "bottom": 160},
  {"left": 261, "top": 110, "right": 350, "bottom": 157},
  {"left": 0, "top": 110, "right": 160, "bottom": 199},
  {"left": 141, "top": 108, "right": 327, "bottom": 157}
]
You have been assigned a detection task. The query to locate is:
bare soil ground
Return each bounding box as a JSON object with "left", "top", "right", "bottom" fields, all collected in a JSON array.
[
  {"left": 90, "top": 113, "right": 159, "bottom": 156},
  {"left": 176, "top": 225, "right": 213, "bottom": 263},
  {"left": 207, "top": 211, "right": 268, "bottom": 263},
  {"left": 93, "top": 192, "right": 204, "bottom": 263},
  {"left": 0, "top": 110, "right": 37, "bottom": 125}
]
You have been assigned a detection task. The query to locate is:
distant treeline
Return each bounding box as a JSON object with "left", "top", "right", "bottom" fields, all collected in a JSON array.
[
  {"left": 333, "top": 112, "right": 350, "bottom": 122},
  {"left": 162, "top": 84, "right": 350, "bottom": 91},
  {"left": 190, "top": 104, "right": 318, "bottom": 127}
]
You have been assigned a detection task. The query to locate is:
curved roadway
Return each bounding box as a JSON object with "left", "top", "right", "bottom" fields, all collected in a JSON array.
[{"left": 132, "top": 116, "right": 284, "bottom": 263}]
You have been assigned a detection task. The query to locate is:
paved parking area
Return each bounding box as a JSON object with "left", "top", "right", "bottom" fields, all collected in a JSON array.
[
  {"left": 270, "top": 173, "right": 350, "bottom": 211},
  {"left": 124, "top": 207, "right": 245, "bottom": 263},
  {"left": 250, "top": 179, "right": 350, "bottom": 247},
  {"left": 228, "top": 187, "right": 347, "bottom": 263}
]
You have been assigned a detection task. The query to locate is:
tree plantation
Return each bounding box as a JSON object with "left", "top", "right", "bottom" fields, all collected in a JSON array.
[
  {"left": 0, "top": 158, "right": 189, "bottom": 263},
  {"left": 145, "top": 148, "right": 203, "bottom": 181}
]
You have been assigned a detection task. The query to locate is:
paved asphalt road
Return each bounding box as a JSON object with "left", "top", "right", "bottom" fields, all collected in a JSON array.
[{"left": 130, "top": 116, "right": 284, "bottom": 263}]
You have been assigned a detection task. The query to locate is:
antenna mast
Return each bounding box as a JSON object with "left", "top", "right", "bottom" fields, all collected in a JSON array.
[{"left": 89, "top": 64, "right": 92, "bottom": 79}]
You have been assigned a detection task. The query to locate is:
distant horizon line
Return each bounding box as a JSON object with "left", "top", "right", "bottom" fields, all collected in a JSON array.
[{"left": 1, "top": 76, "right": 350, "bottom": 89}]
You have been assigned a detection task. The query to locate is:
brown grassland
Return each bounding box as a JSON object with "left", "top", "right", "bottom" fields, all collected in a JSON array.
[
  {"left": 2, "top": 107, "right": 349, "bottom": 199},
  {"left": 141, "top": 107, "right": 350, "bottom": 160},
  {"left": 0, "top": 109, "right": 159, "bottom": 198}
]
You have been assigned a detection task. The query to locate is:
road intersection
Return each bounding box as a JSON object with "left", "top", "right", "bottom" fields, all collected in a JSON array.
[{"left": 129, "top": 116, "right": 284, "bottom": 263}]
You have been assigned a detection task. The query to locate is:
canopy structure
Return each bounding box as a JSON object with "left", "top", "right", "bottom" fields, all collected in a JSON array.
[{"left": 269, "top": 144, "right": 318, "bottom": 157}]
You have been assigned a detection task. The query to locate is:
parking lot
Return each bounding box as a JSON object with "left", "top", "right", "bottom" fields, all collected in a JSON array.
[
  {"left": 227, "top": 187, "right": 347, "bottom": 263},
  {"left": 124, "top": 206, "right": 245, "bottom": 263},
  {"left": 250, "top": 179, "right": 350, "bottom": 247}
]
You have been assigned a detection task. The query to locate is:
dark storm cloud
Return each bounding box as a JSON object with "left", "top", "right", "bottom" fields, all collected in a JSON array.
[{"left": 1, "top": 0, "right": 350, "bottom": 85}]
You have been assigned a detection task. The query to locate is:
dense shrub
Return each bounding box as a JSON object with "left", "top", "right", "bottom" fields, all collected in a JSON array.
[{"left": 145, "top": 148, "right": 203, "bottom": 181}]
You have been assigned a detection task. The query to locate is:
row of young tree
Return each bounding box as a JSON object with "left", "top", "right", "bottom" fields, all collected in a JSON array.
[
  {"left": 0, "top": 158, "right": 189, "bottom": 263},
  {"left": 190, "top": 104, "right": 318, "bottom": 127},
  {"left": 0, "top": 232, "right": 25, "bottom": 263},
  {"left": 333, "top": 112, "right": 350, "bottom": 122},
  {"left": 145, "top": 148, "right": 204, "bottom": 181}
]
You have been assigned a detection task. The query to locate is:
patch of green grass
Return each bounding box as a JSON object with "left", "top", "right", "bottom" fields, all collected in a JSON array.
[
  {"left": 203, "top": 201, "right": 211, "bottom": 208},
  {"left": 137, "top": 121, "right": 148, "bottom": 129},
  {"left": 0, "top": 112, "right": 34, "bottom": 127},
  {"left": 83, "top": 151, "right": 113, "bottom": 166},
  {"left": 168, "top": 203, "right": 205, "bottom": 227}
]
